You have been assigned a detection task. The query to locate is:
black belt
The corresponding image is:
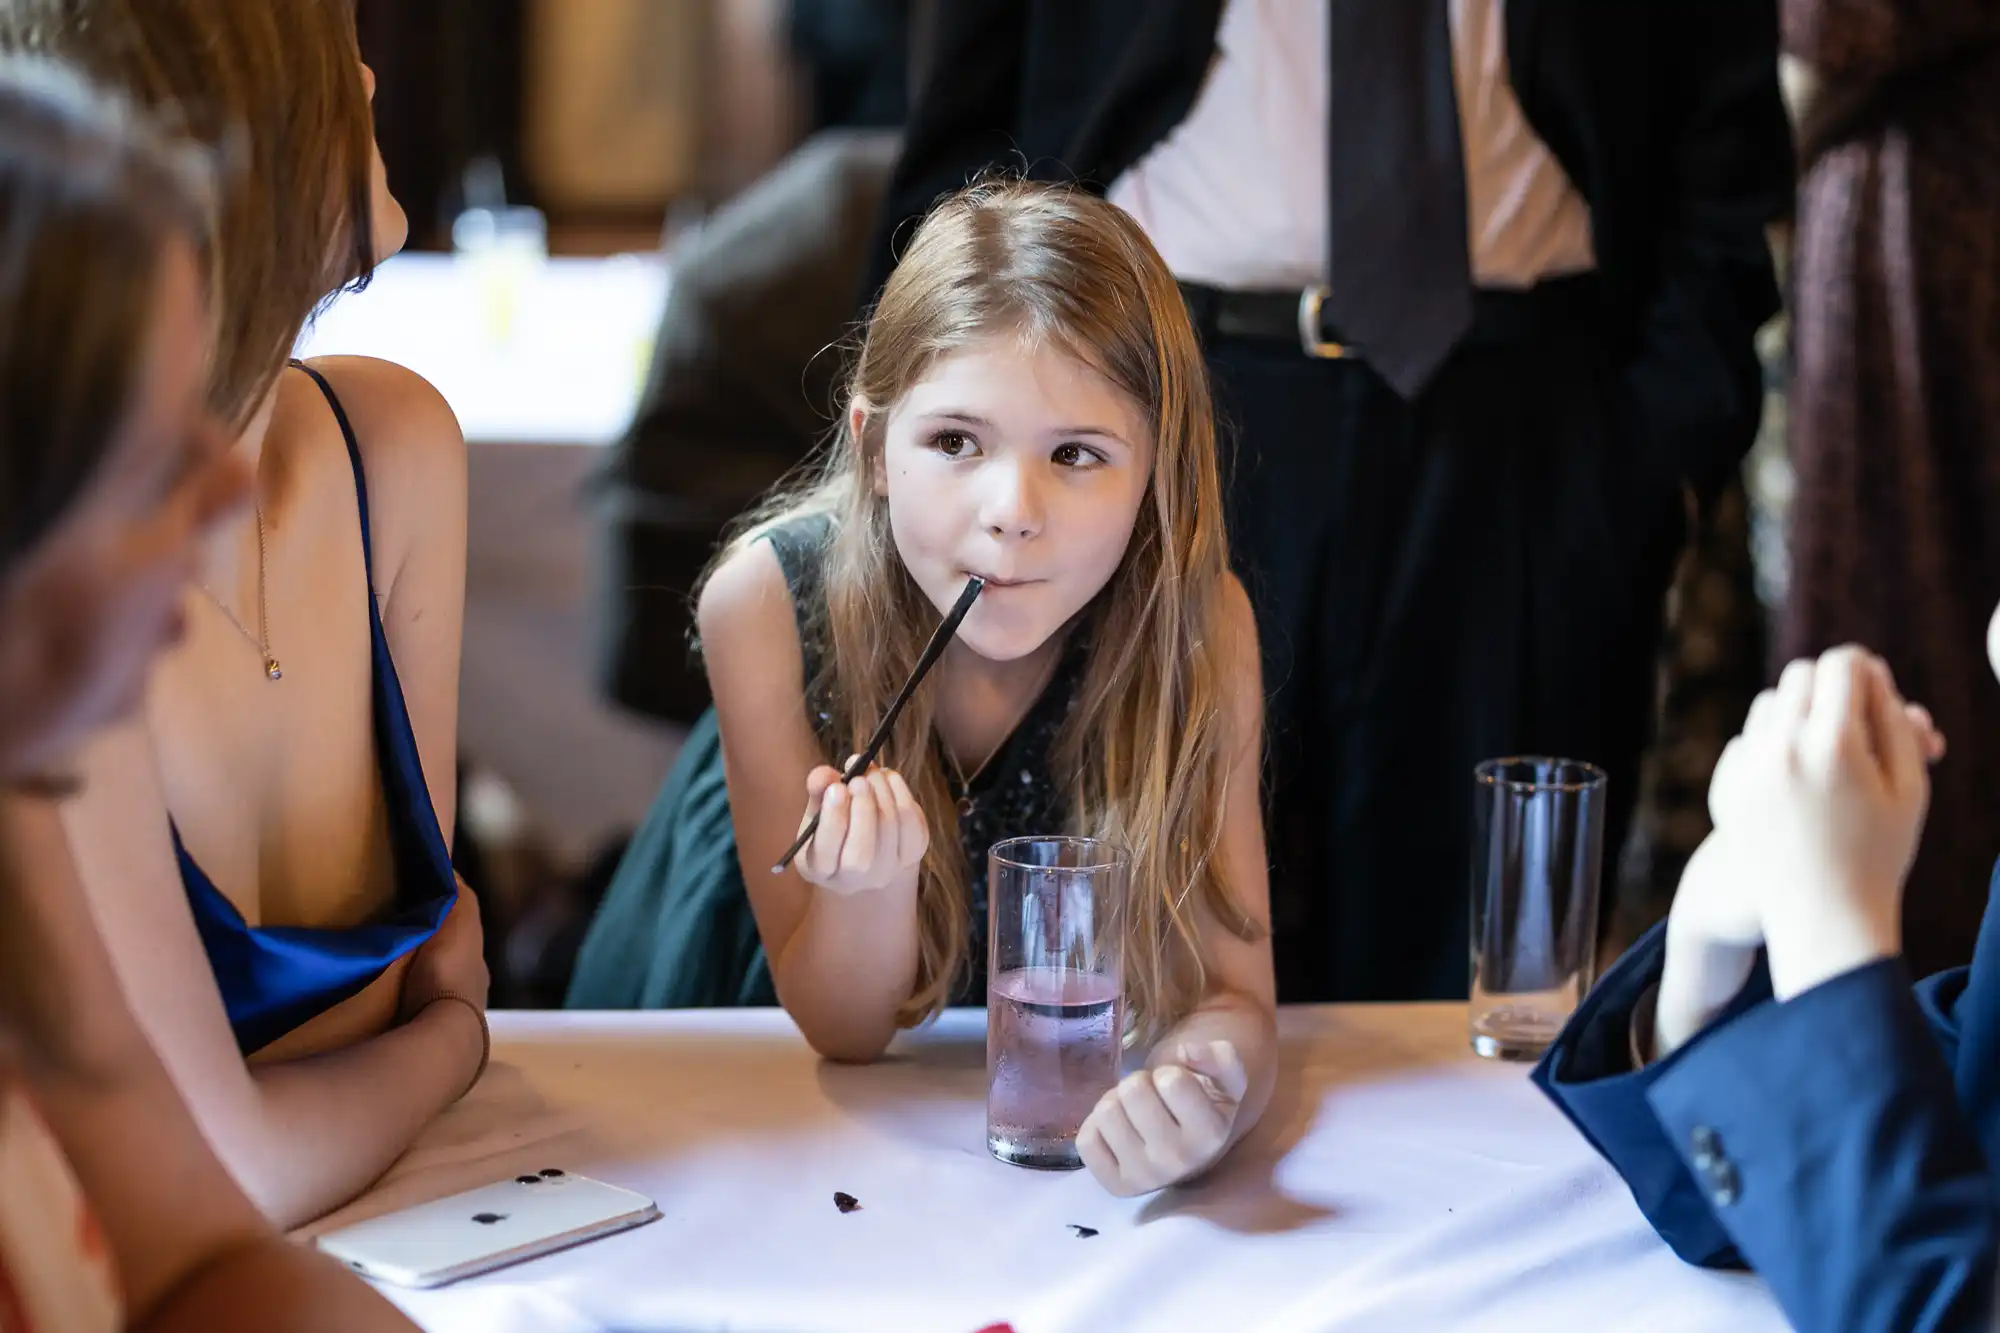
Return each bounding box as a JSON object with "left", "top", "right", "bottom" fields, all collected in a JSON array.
[{"left": 1178, "top": 272, "right": 1604, "bottom": 361}]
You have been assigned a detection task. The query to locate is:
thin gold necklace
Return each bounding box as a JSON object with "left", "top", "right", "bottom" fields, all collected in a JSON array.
[
  {"left": 942, "top": 740, "right": 999, "bottom": 818},
  {"left": 940, "top": 649, "right": 1062, "bottom": 816},
  {"left": 199, "top": 500, "right": 282, "bottom": 682}
]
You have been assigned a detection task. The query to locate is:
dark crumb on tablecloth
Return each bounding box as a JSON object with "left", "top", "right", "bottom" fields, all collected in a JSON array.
[
  {"left": 1067, "top": 1225, "right": 1098, "bottom": 1238},
  {"left": 834, "top": 1192, "right": 861, "bottom": 1214}
]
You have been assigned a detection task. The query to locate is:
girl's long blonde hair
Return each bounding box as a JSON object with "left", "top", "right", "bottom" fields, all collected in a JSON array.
[{"left": 715, "top": 178, "right": 1261, "bottom": 1043}]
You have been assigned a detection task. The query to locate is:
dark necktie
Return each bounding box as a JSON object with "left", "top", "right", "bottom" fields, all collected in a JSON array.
[{"left": 1323, "top": 0, "right": 1473, "bottom": 399}]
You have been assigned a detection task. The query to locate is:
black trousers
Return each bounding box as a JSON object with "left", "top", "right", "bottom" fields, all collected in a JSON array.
[{"left": 1206, "top": 295, "right": 1686, "bottom": 1002}]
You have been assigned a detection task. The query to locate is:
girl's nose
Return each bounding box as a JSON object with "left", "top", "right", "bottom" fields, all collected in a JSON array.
[{"left": 979, "top": 458, "right": 1044, "bottom": 540}]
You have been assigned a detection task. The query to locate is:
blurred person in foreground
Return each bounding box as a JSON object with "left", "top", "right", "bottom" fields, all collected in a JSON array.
[{"left": 0, "top": 56, "right": 418, "bottom": 1332}]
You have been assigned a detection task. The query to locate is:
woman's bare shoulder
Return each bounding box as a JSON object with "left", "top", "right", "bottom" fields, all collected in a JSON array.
[
  {"left": 285, "top": 357, "right": 466, "bottom": 591},
  {"left": 293, "top": 356, "right": 464, "bottom": 493}
]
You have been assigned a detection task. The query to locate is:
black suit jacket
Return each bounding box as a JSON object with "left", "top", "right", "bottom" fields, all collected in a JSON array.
[{"left": 866, "top": 0, "right": 1794, "bottom": 500}]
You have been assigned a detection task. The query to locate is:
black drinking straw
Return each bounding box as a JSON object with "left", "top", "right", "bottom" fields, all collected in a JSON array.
[{"left": 770, "top": 575, "right": 986, "bottom": 874}]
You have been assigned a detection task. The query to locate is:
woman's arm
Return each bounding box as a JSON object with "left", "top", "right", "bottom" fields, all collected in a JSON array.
[
  {"left": 136, "top": 1237, "right": 422, "bottom": 1333},
  {"left": 307, "top": 357, "right": 467, "bottom": 842},
  {"left": 61, "top": 722, "right": 483, "bottom": 1228},
  {"left": 699, "top": 540, "right": 923, "bottom": 1061},
  {"left": 0, "top": 794, "right": 418, "bottom": 1331}
]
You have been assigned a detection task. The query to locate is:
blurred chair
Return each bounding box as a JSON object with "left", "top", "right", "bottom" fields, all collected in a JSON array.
[{"left": 593, "top": 128, "right": 902, "bottom": 724}]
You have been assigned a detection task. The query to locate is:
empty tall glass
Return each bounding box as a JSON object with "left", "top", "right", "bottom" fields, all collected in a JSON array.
[
  {"left": 1469, "top": 758, "right": 1606, "bottom": 1060},
  {"left": 986, "top": 837, "right": 1126, "bottom": 1169}
]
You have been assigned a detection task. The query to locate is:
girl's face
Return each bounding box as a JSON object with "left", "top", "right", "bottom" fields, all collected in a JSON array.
[
  {"left": 869, "top": 334, "right": 1153, "bottom": 663},
  {"left": 0, "top": 240, "right": 248, "bottom": 781},
  {"left": 360, "top": 63, "right": 409, "bottom": 264}
]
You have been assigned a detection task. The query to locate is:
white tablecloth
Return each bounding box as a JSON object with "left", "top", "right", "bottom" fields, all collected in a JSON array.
[{"left": 301, "top": 1007, "right": 1784, "bottom": 1333}]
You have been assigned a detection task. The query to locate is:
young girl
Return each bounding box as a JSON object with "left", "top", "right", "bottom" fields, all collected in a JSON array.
[
  {"left": 572, "top": 179, "right": 1277, "bottom": 1196},
  {"left": 1535, "top": 636, "right": 1996, "bottom": 1332},
  {"left": 0, "top": 0, "right": 484, "bottom": 1228},
  {"left": 0, "top": 58, "right": 416, "bottom": 1330}
]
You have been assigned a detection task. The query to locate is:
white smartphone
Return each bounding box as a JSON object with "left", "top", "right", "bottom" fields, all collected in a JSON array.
[{"left": 314, "top": 1169, "right": 660, "bottom": 1288}]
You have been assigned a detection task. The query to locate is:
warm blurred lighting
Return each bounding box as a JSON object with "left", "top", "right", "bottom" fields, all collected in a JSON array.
[{"left": 299, "top": 252, "right": 670, "bottom": 446}]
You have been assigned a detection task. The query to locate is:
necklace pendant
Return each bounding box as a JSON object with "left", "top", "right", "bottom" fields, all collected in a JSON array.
[
  {"left": 956, "top": 795, "right": 975, "bottom": 819},
  {"left": 264, "top": 657, "right": 283, "bottom": 682}
]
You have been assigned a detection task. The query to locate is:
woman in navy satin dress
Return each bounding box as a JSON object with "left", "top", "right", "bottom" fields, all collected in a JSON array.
[{"left": 0, "top": 0, "right": 486, "bottom": 1227}]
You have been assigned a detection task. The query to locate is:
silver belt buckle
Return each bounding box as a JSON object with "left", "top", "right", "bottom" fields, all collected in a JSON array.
[{"left": 1297, "top": 286, "right": 1351, "bottom": 359}]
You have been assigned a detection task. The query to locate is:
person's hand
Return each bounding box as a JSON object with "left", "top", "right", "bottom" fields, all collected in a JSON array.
[
  {"left": 1653, "top": 652, "right": 1943, "bottom": 1057},
  {"left": 1653, "top": 650, "right": 1943, "bottom": 1057},
  {"left": 793, "top": 759, "right": 928, "bottom": 895},
  {"left": 1077, "top": 1039, "right": 1247, "bottom": 1196},
  {"left": 1903, "top": 702, "right": 1947, "bottom": 765},
  {"left": 1706, "top": 646, "right": 1930, "bottom": 1000},
  {"left": 1665, "top": 827, "right": 1764, "bottom": 957},
  {"left": 1653, "top": 665, "right": 1811, "bottom": 1059},
  {"left": 398, "top": 881, "right": 490, "bottom": 1020},
  {"left": 1707, "top": 658, "right": 1943, "bottom": 825},
  {"left": 1655, "top": 831, "right": 1765, "bottom": 1059}
]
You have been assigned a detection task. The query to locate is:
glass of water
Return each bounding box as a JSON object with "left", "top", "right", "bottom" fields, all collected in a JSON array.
[
  {"left": 986, "top": 837, "right": 1126, "bottom": 1169},
  {"left": 451, "top": 202, "right": 547, "bottom": 346},
  {"left": 1470, "top": 758, "right": 1607, "bottom": 1060}
]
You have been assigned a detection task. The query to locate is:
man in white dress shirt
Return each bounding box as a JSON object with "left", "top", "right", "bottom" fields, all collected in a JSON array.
[{"left": 867, "top": 0, "right": 1792, "bottom": 1003}]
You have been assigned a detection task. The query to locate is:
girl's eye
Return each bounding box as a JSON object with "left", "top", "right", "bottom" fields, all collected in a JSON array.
[
  {"left": 1053, "top": 442, "right": 1104, "bottom": 469},
  {"left": 930, "top": 430, "right": 977, "bottom": 459}
]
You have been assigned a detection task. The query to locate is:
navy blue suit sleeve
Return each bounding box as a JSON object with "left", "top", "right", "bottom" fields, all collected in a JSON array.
[
  {"left": 1531, "top": 922, "right": 1771, "bottom": 1268},
  {"left": 1538, "top": 868, "right": 2000, "bottom": 1333},
  {"left": 1646, "top": 960, "right": 1996, "bottom": 1332}
]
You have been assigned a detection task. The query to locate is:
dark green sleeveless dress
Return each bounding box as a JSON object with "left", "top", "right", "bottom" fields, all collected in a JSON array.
[{"left": 565, "top": 517, "right": 1082, "bottom": 1009}]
